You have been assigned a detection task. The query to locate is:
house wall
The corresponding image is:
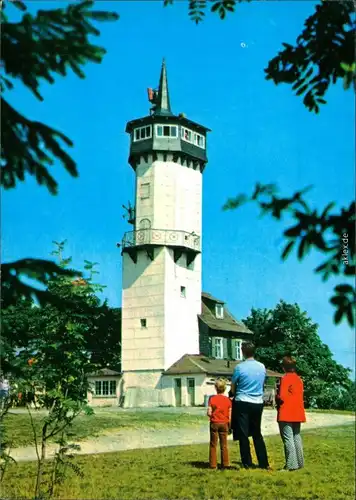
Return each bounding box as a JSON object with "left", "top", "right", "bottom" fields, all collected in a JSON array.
[
  {"left": 162, "top": 373, "right": 207, "bottom": 406},
  {"left": 123, "top": 373, "right": 214, "bottom": 407},
  {"left": 198, "top": 318, "right": 210, "bottom": 356},
  {"left": 87, "top": 376, "right": 122, "bottom": 407}
]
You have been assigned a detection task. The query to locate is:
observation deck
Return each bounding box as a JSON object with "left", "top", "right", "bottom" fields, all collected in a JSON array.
[{"left": 121, "top": 228, "right": 201, "bottom": 264}]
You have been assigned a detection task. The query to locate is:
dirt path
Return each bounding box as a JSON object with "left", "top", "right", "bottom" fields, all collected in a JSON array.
[{"left": 11, "top": 411, "right": 354, "bottom": 462}]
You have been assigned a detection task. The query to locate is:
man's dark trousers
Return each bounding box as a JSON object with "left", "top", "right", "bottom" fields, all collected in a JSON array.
[{"left": 235, "top": 400, "right": 269, "bottom": 469}]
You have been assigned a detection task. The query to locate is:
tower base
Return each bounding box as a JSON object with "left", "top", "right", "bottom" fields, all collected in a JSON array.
[{"left": 122, "top": 370, "right": 172, "bottom": 408}]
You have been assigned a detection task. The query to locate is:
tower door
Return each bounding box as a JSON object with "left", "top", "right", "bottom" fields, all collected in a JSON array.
[
  {"left": 174, "top": 378, "right": 182, "bottom": 407},
  {"left": 187, "top": 378, "right": 195, "bottom": 406}
]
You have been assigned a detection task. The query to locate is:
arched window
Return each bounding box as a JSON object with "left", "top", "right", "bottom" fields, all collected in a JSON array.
[{"left": 139, "top": 218, "right": 151, "bottom": 229}]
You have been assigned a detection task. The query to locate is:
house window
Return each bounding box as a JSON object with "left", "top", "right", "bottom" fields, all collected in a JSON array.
[
  {"left": 133, "top": 125, "right": 152, "bottom": 142},
  {"left": 95, "top": 380, "right": 116, "bottom": 396},
  {"left": 155, "top": 124, "right": 177, "bottom": 138},
  {"left": 180, "top": 286, "right": 186, "bottom": 298},
  {"left": 140, "top": 183, "right": 150, "bottom": 199},
  {"left": 213, "top": 337, "right": 223, "bottom": 359},
  {"left": 215, "top": 304, "right": 224, "bottom": 319},
  {"left": 233, "top": 340, "right": 242, "bottom": 361},
  {"left": 141, "top": 318, "right": 147, "bottom": 328}
]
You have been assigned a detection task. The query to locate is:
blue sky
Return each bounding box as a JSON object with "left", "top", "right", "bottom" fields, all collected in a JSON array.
[{"left": 3, "top": 1, "right": 355, "bottom": 373}]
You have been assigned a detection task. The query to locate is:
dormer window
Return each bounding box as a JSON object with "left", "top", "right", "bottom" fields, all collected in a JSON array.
[{"left": 215, "top": 304, "right": 224, "bottom": 319}]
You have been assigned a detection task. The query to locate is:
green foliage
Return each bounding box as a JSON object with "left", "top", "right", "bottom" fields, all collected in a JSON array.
[
  {"left": 1, "top": 1, "right": 118, "bottom": 310},
  {"left": 243, "top": 301, "right": 352, "bottom": 409},
  {"left": 1, "top": 241, "right": 121, "bottom": 498},
  {"left": 341, "top": 62, "right": 356, "bottom": 90},
  {"left": 337, "top": 381, "right": 356, "bottom": 411},
  {"left": 167, "top": 0, "right": 355, "bottom": 328},
  {"left": 2, "top": 241, "right": 121, "bottom": 384},
  {"left": 224, "top": 185, "right": 355, "bottom": 326},
  {"left": 1, "top": 260, "right": 77, "bottom": 310},
  {"left": 168, "top": 0, "right": 355, "bottom": 113},
  {"left": 265, "top": 1, "right": 355, "bottom": 113},
  {"left": 0, "top": 395, "right": 17, "bottom": 483},
  {"left": 1, "top": 0, "right": 119, "bottom": 194}
]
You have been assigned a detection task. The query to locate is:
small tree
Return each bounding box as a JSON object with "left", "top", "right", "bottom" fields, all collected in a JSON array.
[{"left": 2, "top": 241, "right": 121, "bottom": 498}]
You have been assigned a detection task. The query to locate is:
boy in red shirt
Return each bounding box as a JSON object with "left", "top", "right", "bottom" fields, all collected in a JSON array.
[{"left": 207, "top": 378, "right": 232, "bottom": 469}]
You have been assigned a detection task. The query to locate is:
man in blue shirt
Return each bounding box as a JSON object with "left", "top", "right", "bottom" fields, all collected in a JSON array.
[{"left": 231, "top": 342, "right": 270, "bottom": 469}]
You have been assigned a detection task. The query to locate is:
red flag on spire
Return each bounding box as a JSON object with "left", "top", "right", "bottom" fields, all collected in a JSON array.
[{"left": 147, "top": 88, "right": 155, "bottom": 102}]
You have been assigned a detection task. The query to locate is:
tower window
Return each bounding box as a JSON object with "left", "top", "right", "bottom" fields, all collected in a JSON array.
[
  {"left": 180, "top": 286, "right": 186, "bottom": 298},
  {"left": 133, "top": 125, "right": 152, "bottom": 142},
  {"left": 139, "top": 218, "right": 151, "bottom": 229},
  {"left": 182, "top": 128, "right": 192, "bottom": 142},
  {"left": 140, "top": 318, "right": 147, "bottom": 328},
  {"left": 195, "top": 134, "right": 205, "bottom": 148},
  {"left": 181, "top": 127, "right": 205, "bottom": 149},
  {"left": 155, "top": 124, "right": 177, "bottom": 138},
  {"left": 215, "top": 304, "right": 224, "bottom": 319},
  {"left": 140, "top": 183, "right": 150, "bottom": 199}
]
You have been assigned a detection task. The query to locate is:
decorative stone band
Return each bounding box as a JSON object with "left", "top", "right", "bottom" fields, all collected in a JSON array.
[{"left": 122, "top": 228, "right": 201, "bottom": 252}]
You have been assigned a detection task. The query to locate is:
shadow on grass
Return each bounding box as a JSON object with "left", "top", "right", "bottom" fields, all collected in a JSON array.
[
  {"left": 188, "top": 461, "right": 211, "bottom": 469},
  {"left": 188, "top": 461, "right": 239, "bottom": 470}
]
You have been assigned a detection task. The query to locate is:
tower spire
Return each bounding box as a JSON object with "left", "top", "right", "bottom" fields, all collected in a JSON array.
[{"left": 148, "top": 59, "right": 173, "bottom": 116}]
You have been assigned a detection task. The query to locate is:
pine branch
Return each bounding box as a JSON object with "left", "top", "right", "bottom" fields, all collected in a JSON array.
[
  {"left": 1, "top": 98, "right": 77, "bottom": 194},
  {"left": 1, "top": 259, "right": 79, "bottom": 307}
]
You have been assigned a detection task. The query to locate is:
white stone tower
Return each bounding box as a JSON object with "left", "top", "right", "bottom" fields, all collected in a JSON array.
[{"left": 121, "top": 60, "right": 210, "bottom": 401}]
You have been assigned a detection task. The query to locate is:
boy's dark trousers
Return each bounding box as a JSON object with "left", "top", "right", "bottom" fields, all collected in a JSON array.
[
  {"left": 235, "top": 400, "right": 269, "bottom": 469},
  {"left": 209, "top": 422, "right": 229, "bottom": 469}
]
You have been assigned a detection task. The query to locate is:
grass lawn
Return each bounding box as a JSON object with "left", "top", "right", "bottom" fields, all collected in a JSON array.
[
  {"left": 2, "top": 425, "right": 355, "bottom": 499},
  {"left": 4, "top": 409, "right": 207, "bottom": 447}
]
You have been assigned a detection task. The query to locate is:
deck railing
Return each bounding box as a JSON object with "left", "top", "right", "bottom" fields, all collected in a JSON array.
[{"left": 122, "top": 229, "right": 201, "bottom": 252}]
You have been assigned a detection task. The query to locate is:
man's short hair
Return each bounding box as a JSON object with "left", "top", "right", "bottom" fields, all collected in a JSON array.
[
  {"left": 241, "top": 342, "right": 256, "bottom": 358},
  {"left": 215, "top": 378, "right": 227, "bottom": 394},
  {"left": 282, "top": 356, "right": 296, "bottom": 372}
]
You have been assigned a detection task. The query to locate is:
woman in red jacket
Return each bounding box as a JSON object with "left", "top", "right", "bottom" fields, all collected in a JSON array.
[{"left": 276, "top": 356, "right": 306, "bottom": 471}]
